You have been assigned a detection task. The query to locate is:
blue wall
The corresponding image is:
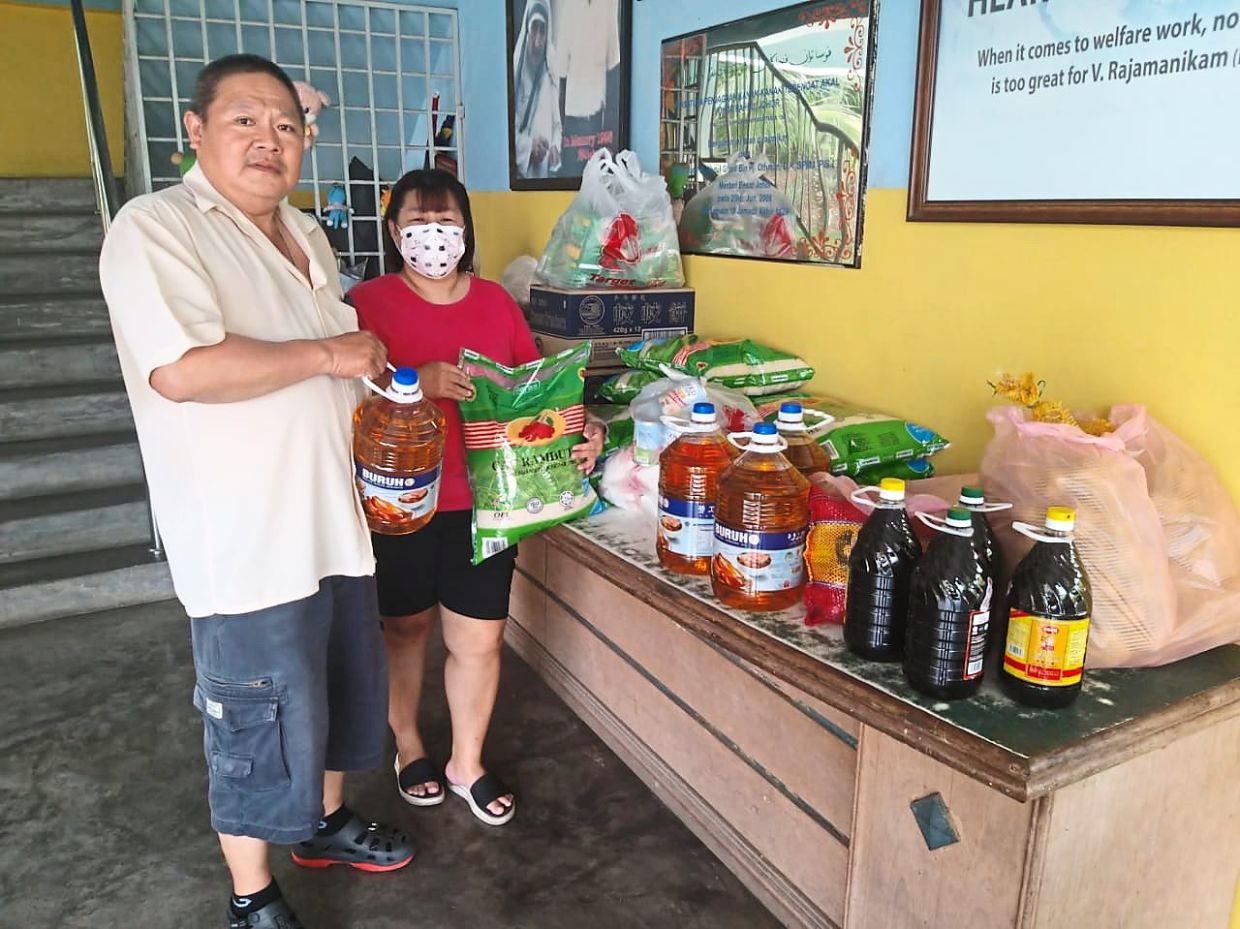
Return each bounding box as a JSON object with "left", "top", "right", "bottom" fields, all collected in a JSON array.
[{"left": 461, "top": 0, "right": 919, "bottom": 191}]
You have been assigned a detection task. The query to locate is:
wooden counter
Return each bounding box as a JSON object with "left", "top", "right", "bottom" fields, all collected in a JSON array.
[{"left": 506, "top": 510, "right": 1240, "bottom": 929}]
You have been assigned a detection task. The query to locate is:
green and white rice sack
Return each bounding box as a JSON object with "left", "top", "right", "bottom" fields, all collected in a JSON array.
[
  {"left": 617, "top": 334, "right": 814, "bottom": 397},
  {"left": 459, "top": 343, "right": 597, "bottom": 564}
]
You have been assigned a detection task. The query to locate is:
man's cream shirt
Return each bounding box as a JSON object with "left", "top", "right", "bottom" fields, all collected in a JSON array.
[{"left": 99, "top": 164, "right": 374, "bottom": 618}]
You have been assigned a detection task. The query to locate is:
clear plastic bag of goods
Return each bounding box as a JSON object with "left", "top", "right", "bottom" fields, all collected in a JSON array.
[
  {"left": 980, "top": 405, "right": 1240, "bottom": 668},
  {"left": 756, "top": 393, "right": 950, "bottom": 476},
  {"left": 599, "top": 444, "right": 660, "bottom": 517},
  {"left": 618, "top": 335, "right": 815, "bottom": 397},
  {"left": 534, "top": 148, "right": 685, "bottom": 289},
  {"left": 458, "top": 343, "right": 597, "bottom": 563},
  {"left": 678, "top": 155, "right": 802, "bottom": 260},
  {"left": 627, "top": 366, "right": 758, "bottom": 466},
  {"left": 499, "top": 254, "right": 538, "bottom": 308},
  {"left": 353, "top": 366, "right": 446, "bottom": 535}
]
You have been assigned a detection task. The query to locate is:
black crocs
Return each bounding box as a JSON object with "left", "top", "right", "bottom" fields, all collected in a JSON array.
[
  {"left": 291, "top": 813, "right": 415, "bottom": 872},
  {"left": 227, "top": 897, "right": 304, "bottom": 929}
]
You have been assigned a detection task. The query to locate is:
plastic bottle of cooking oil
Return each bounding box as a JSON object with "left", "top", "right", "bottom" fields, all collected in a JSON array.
[
  {"left": 774, "top": 402, "right": 833, "bottom": 478},
  {"left": 711, "top": 422, "right": 811, "bottom": 612},
  {"left": 844, "top": 478, "right": 922, "bottom": 661},
  {"left": 657, "top": 403, "right": 736, "bottom": 576},
  {"left": 353, "top": 366, "right": 446, "bottom": 535},
  {"left": 903, "top": 507, "right": 993, "bottom": 700},
  {"left": 1000, "top": 507, "right": 1093, "bottom": 709}
]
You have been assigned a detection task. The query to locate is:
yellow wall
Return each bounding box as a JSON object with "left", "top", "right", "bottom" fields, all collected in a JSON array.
[
  {"left": 472, "top": 188, "right": 1240, "bottom": 505},
  {"left": 0, "top": 1, "right": 125, "bottom": 176}
]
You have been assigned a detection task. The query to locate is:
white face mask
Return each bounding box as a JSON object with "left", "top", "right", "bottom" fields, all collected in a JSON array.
[{"left": 397, "top": 222, "right": 466, "bottom": 279}]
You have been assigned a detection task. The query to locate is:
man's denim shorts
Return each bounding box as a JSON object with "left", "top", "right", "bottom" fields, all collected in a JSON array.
[{"left": 189, "top": 575, "right": 388, "bottom": 844}]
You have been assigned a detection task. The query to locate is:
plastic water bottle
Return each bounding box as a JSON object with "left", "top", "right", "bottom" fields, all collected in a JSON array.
[
  {"left": 353, "top": 366, "right": 446, "bottom": 535},
  {"left": 774, "top": 402, "right": 833, "bottom": 478},
  {"left": 711, "top": 423, "right": 810, "bottom": 612},
  {"left": 1000, "top": 507, "right": 1093, "bottom": 709},
  {"left": 903, "top": 507, "right": 994, "bottom": 700},
  {"left": 844, "top": 478, "right": 922, "bottom": 661},
  {"left": 657, "top": 403, "right": 735, "bottom": 576}
]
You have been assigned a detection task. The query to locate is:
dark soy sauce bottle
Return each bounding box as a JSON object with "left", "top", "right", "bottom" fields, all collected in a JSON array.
[
  {"left": 1000, "top": 507, "right": 1093, "bottom": 709},
  {"left": 845, "top": 478, "right": 922, "bottom": 661},
  {"left": 957, "top": 485, "right": 1008, "bottom": 578},
  {"left": 903, "top": 507, "right": 994, "bottom": 700}
]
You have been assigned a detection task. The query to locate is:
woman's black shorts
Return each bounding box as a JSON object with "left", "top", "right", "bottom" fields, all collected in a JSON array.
[{"left": 371, "top": 510, "right": 517, "bottom": 620}]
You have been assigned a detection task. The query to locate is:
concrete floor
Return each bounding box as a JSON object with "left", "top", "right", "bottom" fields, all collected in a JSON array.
[{"left": 0, "top": 600, "right": 781, "bottom": 929}]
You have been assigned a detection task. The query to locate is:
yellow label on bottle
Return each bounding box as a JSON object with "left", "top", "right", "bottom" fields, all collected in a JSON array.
[{"left": 1003, "top": 610, "right": 1090, "bottom": 686}]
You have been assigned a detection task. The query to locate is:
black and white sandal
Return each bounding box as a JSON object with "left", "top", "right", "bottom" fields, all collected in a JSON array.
[
  {"left": 394, "top": 754, "right": 446, "bottom": 807},
  {"left": 448, "top": 772, "right": 516, "bottom": 826}
]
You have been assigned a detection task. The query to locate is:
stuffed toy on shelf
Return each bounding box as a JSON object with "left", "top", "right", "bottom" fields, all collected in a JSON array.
[
  {"left": 322, "top": 184, "right": 350, "bottom": 229},
  {"left": 293, "top": 80, "right": 331, "bottom": 148}
]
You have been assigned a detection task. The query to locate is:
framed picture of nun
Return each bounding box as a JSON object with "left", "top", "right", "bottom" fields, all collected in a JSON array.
[{"left": 507, "top": 0, "right": 632, "bottom": 191}]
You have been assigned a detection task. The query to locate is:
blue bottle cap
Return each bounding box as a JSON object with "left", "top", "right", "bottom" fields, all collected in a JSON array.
[
  {"left": 779, "top": 402, "right": 803, "bottom": 414},
  {"left": 753, "top": 422, "right": 777, "bottom": 436},
  {"left": 393, "top": 367, "right": 418, "bottom": 386},
  {"left": 692, "top": 402, "right": 715, "bottom": 415}
]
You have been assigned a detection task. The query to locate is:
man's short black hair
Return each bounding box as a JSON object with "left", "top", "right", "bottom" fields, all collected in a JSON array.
[{"left": 189, "top": 54, "right": 304, "bottom": 125}]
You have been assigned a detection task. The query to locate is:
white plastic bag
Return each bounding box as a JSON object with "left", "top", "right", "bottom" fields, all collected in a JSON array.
[
  {"left": 535, "top": 148, "right": 685, "bottom": 289},
  {"left": 628, "top": 366, "right": 757, "bottom": 465}
]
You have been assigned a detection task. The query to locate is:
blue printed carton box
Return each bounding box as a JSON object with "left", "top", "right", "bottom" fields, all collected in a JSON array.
[{"left": 527, "top": 286, "right": 695, "bottom": 339}]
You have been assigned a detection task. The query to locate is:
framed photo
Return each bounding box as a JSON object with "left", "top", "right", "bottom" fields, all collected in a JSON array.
[
  {"left": 507, "top": 0, "right": 632, "bottom": 191},
  {"left": 660, "top": 1, "right": 878, "bottom": 267},
  {"left": 908, "top": 0, "right": 1240, "bottom": 226}
]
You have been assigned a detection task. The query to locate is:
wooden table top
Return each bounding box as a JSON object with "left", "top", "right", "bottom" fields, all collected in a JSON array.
[{"left": 544, "top": 511, "right": 1240, "bottom": 801}]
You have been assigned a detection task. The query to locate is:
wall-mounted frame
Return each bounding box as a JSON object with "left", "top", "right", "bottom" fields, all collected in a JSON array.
[
  {"left": 909, "top": 0, "right": 1240, "bottom": 227},
  {"left": 507, "top": 0, "right": 632, "bottom": 191},
  {"left": 661, "top": 0, "right": 877, "bottom": 267}
]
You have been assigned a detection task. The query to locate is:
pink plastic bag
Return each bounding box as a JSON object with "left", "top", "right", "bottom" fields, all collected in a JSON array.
[{"left": 980, "top": 405, "right": 1240, "bottom": 668}]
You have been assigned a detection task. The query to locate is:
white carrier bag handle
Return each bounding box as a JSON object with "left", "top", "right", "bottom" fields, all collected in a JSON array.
[{"left": 1011, "top": 521, "right": 1073, "bottom": 544}]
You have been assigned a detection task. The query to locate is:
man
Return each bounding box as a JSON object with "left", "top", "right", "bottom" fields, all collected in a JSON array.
[
  {"left": 100, "top": 54, "right": 413, "bottom": 929},
  {"left": 550, "top": 0, "right": 621, "bottom": 172}
]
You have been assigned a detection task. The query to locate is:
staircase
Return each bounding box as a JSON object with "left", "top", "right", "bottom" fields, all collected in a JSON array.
[{"left": 0, "top": 177, "right": 174, "bottom": 629}]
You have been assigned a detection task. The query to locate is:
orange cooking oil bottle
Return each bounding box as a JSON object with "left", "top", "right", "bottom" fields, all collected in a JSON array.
[
  {"left": 353, "top": 366, "right": 446, "bottom": 535},
  {"left": 1000, "top": 507, "right": 1093, "bottom": 709},
  {"left": 657, "top": 402, "right": 737, "bottom": 575},
  {"left": 774, "top": 402, "right": 833, "bottom": 478},
  {"left": 711, "top": 422, "right": 811, "bottom": 612}
]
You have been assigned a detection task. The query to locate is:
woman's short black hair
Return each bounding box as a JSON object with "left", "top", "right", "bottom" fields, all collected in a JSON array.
[
  {"left": 189, "top": 54, "right": 303, "bottom": 126},
  {"left": 383, "top": 169, "right": 476, "bottom": 275}
]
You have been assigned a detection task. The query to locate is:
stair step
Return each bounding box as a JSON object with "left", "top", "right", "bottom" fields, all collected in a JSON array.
[
  {"left": 0, "top": 483, "right": 152, "bottom": 564},
  {"left": 0, "top": 252, "right": 101, "bottom": 296},
  {"left": 0, "top": 380, "right": 134, "bottom": 442},
  {"left": 0, "top": 336, "right": 120, "bottom": 389},
  {"left": 0, "top": 177, "right": 101, "bottom": 214},
  {"left": 0, "top": 212, "right": 104, "bottom": 253},
  {"left": 0, "top": 293, "right": 112, "bottom": 341},
  {"left": 0, "top": 544, "right": 174, "bottom": 630},
  {"left": 0, "top": 432, "right": 143, "bottom": 500}
]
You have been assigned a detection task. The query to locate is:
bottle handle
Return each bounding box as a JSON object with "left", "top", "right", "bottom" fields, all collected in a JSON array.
[
  {"left": 361, "top": 363, "right": 399, "bottom": 402},
  {"left": 849, "top": 485, "right": 881, "bottom": 507},
  {"left": 1012, "top": 520, "right": 1072, "bottom": 544},
  {"left": 803, "top": 408, "right": 835, "bottom": 435},
  {"left": 916, "top": 510, "right": 973, "bottom": 538},
  {"left": 727, "top": 432, "right": 789, "bottom": 452},
  {"left": 968, "top": 501, "right": 1014, "bottom": 513}
]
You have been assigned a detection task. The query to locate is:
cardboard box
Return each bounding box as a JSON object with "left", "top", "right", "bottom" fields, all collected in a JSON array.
[
  {"left": 533, "top": 332, "right": 649, "bottom": 370},
  {"left": 528, "top": 286, "right": 695, "bottom": 339}
]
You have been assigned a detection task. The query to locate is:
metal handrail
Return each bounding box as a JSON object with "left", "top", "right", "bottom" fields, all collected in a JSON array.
[{"left": 69, "top": 0, "right": 164, "bottom": 559}]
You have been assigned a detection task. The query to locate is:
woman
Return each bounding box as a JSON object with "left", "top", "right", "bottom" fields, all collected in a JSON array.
[
  {"left": 350, "top": 170, "right": 603, "bottom": 826},
  {"left": 512, "top": 0, "right": 562, "bottom": 179}
]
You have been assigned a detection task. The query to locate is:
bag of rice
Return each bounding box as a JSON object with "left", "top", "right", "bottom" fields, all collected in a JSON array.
[
  {"left": 458, "top": 343, "right": 597, "bottom": 563},
  {"left": 854, "top": 457, "right": 936, "bottom": 483},
  {"left": 597, "top": 369, "right": 660, "bottom": 404},
  {"left": 617, "top": 335, "right": 814, "bottom": 397},
  {"left": 756, "top": 394, "right": 950, "bottom": 477}
]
